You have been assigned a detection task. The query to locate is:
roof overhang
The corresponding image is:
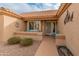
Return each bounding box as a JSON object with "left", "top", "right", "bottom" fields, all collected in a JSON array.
[
  {"left": 22, "top": 17, "right": 58, "bottom": 21},
  {"left": 0, "top": 3, "right": 72, "bottom": 21},
  {"left": 0, "top": 7, "right": 22, "bottom": 19},
  {"left": 21, "top": 10, "right": 58, "bottom": 21},
  {"left": 56, "top": 3, "right": 72, "bottom": 18},
  {"left": 22, "top": 15, "right": 58, "bottom": 21}
]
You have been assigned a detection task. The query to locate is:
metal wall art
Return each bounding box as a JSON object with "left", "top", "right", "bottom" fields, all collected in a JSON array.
[{"left": 64, "top": 10, "right": 74, "bottom": 24}]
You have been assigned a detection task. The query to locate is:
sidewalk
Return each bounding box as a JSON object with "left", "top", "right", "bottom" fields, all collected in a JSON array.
[{"left": 35, "top": 36, "right": 59, "bottom": 56}]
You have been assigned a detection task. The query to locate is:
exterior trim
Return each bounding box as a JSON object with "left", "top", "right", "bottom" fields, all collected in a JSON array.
[
  {"left": 23, "top": 15, "right": 58, "bottom": 21},
  {"left": 23, "top": 18, "right": 58, "bottom": 21}
]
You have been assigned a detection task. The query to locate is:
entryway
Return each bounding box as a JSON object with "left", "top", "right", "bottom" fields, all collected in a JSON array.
[{"left": 44, "top": 21, "right": 55, "bottom": 35}]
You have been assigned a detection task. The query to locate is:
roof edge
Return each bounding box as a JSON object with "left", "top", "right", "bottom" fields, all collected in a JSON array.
[
  {"left": 21, "top": 10, "right": 57, "bottom": 15},
  {"left": 0, "top": 7, "right": 22, "bottom": 19},
  {"left": 56, "top": 3, "right": 72, "bottom": 17}
]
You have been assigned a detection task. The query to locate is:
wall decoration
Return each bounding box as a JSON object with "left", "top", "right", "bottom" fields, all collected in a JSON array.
[
  {"left": 70, "top": 12, "right": 74, "bottom": 21},
  {"left": 15, "top": 22, "right": 19, "bottom": 28},
  {"left": 64, "top": 10, "right": 74, "bottom": 24},
  {"left": 64, "top": 10, "right": 69, "bottom": 24}
]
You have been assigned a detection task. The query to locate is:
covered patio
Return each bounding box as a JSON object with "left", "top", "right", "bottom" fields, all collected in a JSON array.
[
  {"left": 15, "top": 10, "right": 58, "bottom": 36},
  {"left": 0, "top": 3, "right": 74, "bottom": 56}
]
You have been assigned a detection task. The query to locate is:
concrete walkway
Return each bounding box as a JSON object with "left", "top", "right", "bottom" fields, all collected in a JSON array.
[{"left": 35, "top": 36, "right": 59, "bottom": 56}]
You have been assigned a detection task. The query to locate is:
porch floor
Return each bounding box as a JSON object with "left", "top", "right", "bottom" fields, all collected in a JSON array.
[{"left": 35, "top": 36, "right": 59, "bottom": 56}]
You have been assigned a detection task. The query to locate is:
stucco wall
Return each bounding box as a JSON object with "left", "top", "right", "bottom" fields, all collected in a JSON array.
[
  {"left": 0, "top": 14, "right": 4, "bottom": 42},
  {"left": 58, "top": 3, "right": 79, "bottom": 55},
  {"left": 41, "top": 21, "right": 45, "bottom": 34},
  {"left": 3, "top": 15, "right": 25, "bottom": 41}
]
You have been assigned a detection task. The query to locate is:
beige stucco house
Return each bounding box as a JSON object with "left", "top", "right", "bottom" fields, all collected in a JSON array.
[{"left": 0, "top": 3, "right": 79, "bottom": 55}]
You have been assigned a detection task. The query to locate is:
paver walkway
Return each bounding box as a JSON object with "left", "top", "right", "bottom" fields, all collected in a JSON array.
[{"left": 35, "top": 36, "right": 59, "bottom": 56}]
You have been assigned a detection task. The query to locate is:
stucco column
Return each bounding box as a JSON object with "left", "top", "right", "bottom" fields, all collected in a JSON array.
[
  {"left": 41, "top": 20, "right": 45, "bottom": 35},
  {"left": 27, "top": 21, "right": 29, "bottom": 31}
]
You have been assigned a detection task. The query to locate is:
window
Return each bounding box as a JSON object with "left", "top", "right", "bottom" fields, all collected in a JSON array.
[{"left": 28, "top": 21, "right": 40, "bottom": 32}]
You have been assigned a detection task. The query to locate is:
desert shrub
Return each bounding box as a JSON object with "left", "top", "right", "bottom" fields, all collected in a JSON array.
[
  {"left": 20, "top": 38, "right": 33, "bottom": 46},
  {"left": 8, "top": 37, "right": 21, "bottom": 45}
]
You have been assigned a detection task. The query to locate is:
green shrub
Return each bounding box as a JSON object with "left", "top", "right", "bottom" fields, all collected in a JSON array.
[
  {"left": 20, "top": 38, "right": 33, "bottom": 46},
  {"left": 8, "top": 37, "right": 21, "bottom": 45}
]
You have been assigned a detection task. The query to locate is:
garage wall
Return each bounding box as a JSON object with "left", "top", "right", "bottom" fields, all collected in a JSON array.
[{"left": 58, "top": 3, "right": 79, "bottom": 55}]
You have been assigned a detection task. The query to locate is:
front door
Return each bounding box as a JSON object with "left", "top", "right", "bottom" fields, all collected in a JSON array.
[{"left": 45, "top": 21, "right": 54, "bottom": 35}]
